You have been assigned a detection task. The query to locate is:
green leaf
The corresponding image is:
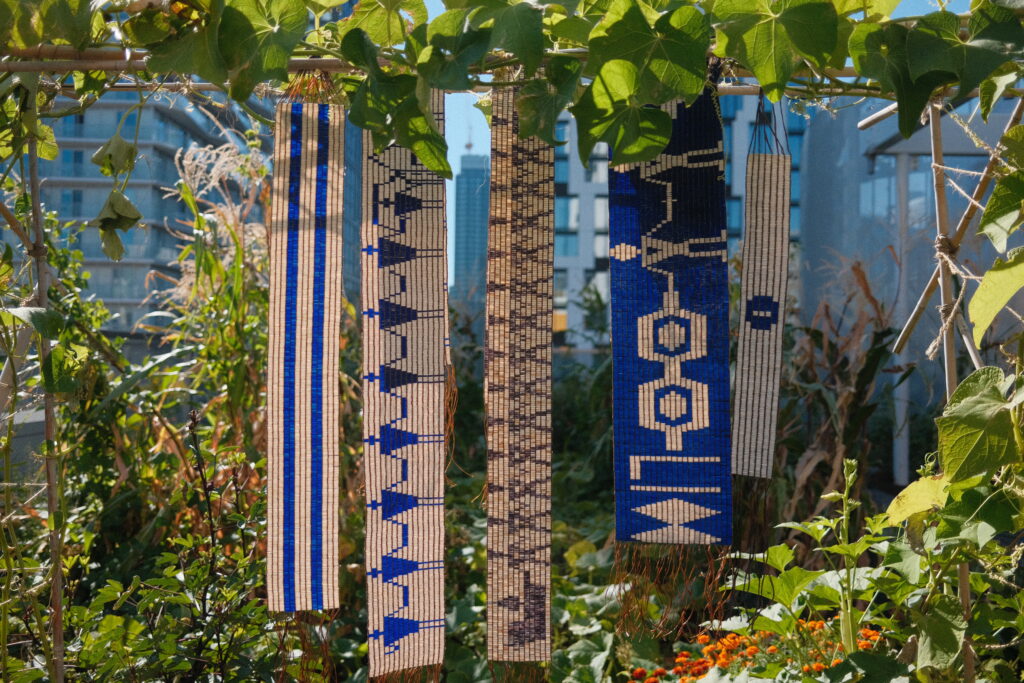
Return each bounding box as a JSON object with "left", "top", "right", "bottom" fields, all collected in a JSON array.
[
  {"left": 1000, "top": 124, "right": 1024, "bottom": 168},
  {"left": 45, "top": 0, "right": 94, "bottom": 50},
  {"left": 33, "top": 123, "right": 57, "bottom": 161},
  {"left": 0, "top": 307, "right": 64, "bottom": 338},
  {"left": 570, "top": 59, "right": 672, "bottom": 164},
  {"left": 731, "top": 566, "right": 824, "bottom": 609},
  {"left": 92, "top": 191, "right": 142, "bottom": 242},
  {"left": 219, "top": 0, "right": 308, "bottom": 100},
  {"left": 731, "top": 543, "right": 794, "bottom": 571},
  {"left": 419, "top": 10, "right": 491, "bottom": 90},
  {"left": 849, "top": 23, "right": 952, "bottom": 137},
  {"left": 913, "top": 594, "right": 967, "bottom": 670},
  {"left": 907, "top": 5, "right": 1024, "bottom": 99},
  {"left": 123, "top": 10, "right": 175, "bottom": 46},
  {"left": 826, "top": 651, "right": 911, "bottom": 683},
  {"left": 647, "top": 6, "right": 712, "bottom": 104},
  {"left": 517, "top": 55, "right": 582, "bottom": 146},
  {"left": 970, "top": 250, "right": 1024, "bottom": 345},
  {"left": 91, "top": 134, "right": 137, "bottom": 178},
  {"left": 100, "top": 229, "right": 125, "bottom": 262},
  {"left": 979, "top": 171, "right": 1024, "bottom": 251},
  {"left": 42, "top": 342, "right": 87, "bottom": 395},
  {"left": 883, "top": 541, "right": 923, "bottom": 583},
  {"left": 148, "top": 1, "right": 228, "bottom": 86},
  {"left": 478, "top": 1, "right": 545, "bottom": 76},
  {"left": 392, "top": 96, "right": 452, "bottom": 179},
  {"left": 343, "top": 0, "right": 428, "bottom": 47},
  {"left": 936, "top": 367, "right": 1017, "bottom": 482},
  {"left": 714, "top": 0, "right": 838, "bottom": 101},
  {"left": 978, "top": 63, "right": 1019, "bottom": 121},
  {"left": 885, "top": 474, "right": 949, "bottom": 525}
]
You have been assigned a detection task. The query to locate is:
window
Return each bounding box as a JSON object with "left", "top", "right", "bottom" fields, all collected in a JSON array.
[
  {"left": 555, "top": 158, "right": 569, "bottom": 184},
  {"left": 61, "top": 149, "right": 84, "bottom": 175},
  {"left": 554, "top": 269, "right": 568, "bottom": 308},
  {"left": 555, "top": 233, "right": 578, "bottom": 257},
  {"left": 62, "top": 114, "right": 84, "bottom": 136},
  {"left": 585, "top": 142, "right": 609, "bottom": 183},
  {"left": 594, "top": 196, "right": 608, "bottom": 233},
  {"left": 555, "top": 196, "right": 579, "bottom": 232},
  {"left": 790, "top": 171, "right": 800, "bottom": 203},
  {"left": 593, "top": 233, "right": 609, "bottom": 259},
  {"left": 61, "top": 189, "right": 83, "bottom": 217},
  {"left": 555, "top": 120, "right": 570, "bottom": 149},
  {"left": 789, "top": 134, "right": 804, "bottom": 167}
]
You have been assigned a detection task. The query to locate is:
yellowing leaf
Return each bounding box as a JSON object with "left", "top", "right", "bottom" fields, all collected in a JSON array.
[
  {"left": 969, "top": 249, "right": 1024, "bottom": 346},
  {"left": 885, "top": 474, "right": 948, "bottom": 525}
]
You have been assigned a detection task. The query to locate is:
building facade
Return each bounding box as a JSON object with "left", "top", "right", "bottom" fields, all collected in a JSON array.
[{"left": 37, "top": 92, "right": 232, "bottom": 333}]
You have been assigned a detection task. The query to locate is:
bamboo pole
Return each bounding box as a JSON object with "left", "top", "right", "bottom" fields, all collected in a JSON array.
[
  {"left": 929, "top": 101, "right": 974, "bottom": 683},
  {"left": 894, "top": 97, "right": 1024, "bottom": 354},
  {"left": 27, "top": 100, "right": 64, "bottom": 683}
]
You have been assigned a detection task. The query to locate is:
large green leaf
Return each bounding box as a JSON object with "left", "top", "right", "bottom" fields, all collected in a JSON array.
[
  {"left": 980, "top": 171, "right": 1024, "bottom": 252},
  {"left": 45, "top": 0, "right": 94, "bottom": 50},
  {"left": 731, "top": 566, "right": 824, "bottom": 610},
  {"left": 979, "top": 64, "right": 1020, "bottom": 121},
  {"left": 473, "top": 1, "right": 545, "bottom": 76},
  {"left": 91, "top": 134, "right": 137, "bottom": 178},
  {"left": 936, "top": 366, "right": 1018, "bottom": 482},
  {"left": 392, "top": 97, "right": 452, "bottom": 179},
  {"left": 570, "top": 59, "right": 672, "bottom": 164},
  {"left": 590, "top": 0, "right": 710, "bottom": 105},
  {"left": 970, "top": 249, "right": 1024, "bottom": 345},
  {"left": 219, "top": 0, "right": 308, "bottom": 100},
  {"left": 849, "top": 23, "right": 952, "bottom": 137},
  {"left": 907, "top": 5, "right": 1024, "bottom": 99},
  {"left": 342, "top": 0, "right": 428, "bottom": 47},
  {"left": 517, "top": 56, "right": 582, "bottom": 146},
  {"left": 148, "top": 1, "right": 228, "bottom": 86},
  {"left": 714, "top": 0, "right": 838, "bottom": 101},
  {"left": 418, "top": 9, "right": 492, "bottom": 90},
  {"left": 913, "top": 594, "right": 967, "bottom": 670},
  {"left": 0, "top": 307, "right": 64, "bottom": 339}
]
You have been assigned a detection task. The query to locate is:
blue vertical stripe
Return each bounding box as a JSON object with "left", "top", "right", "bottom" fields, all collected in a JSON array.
[
  {"left": 309, "top": 104, "right": 330, "bottom": 609},
  {"left": 283, "top": 103, "right": 303, "bottom": 611}
]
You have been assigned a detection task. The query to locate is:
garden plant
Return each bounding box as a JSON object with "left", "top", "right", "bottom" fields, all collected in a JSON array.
[{"left": 2, "top": 0, "right": 1024, "bottom": 681}]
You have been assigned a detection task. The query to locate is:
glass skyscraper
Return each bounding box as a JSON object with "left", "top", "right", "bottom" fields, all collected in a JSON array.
[{"left": 450, "top": 153, "right": 491, "bottom": 330}]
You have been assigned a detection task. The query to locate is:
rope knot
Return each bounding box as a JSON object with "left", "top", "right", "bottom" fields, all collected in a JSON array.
[
  {"left": 26, "top": 243, "right": 47, "bottom": 261},
  {"left": 935, "top": 235, "right": 958, "bottom": 258}
]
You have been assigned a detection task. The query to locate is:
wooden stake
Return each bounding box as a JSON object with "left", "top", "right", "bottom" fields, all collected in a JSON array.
[
  {"left": 28, "top": 101, "right": 64, "bottom": 683},
  {"left": 894, "top": 97, "right": 1024, "bottom": 354},
  {"left": 929, "top": 100, "right": 974, "bottom": 683}
]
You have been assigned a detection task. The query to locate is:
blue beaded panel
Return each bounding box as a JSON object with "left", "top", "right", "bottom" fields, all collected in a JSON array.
[
  {"left": 609, "top": 95, "right": 732, "bottom": 545},
  {"left": 267, "top": 103, "right": 343, "bottom": 612}
]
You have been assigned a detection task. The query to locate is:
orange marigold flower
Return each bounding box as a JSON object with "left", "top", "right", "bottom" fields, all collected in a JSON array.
[
  {"left": 631, "top": 668, "right": 647, "bottom": 680},
  {"left": 677, "top": 651, "right": 691, "bottom": 659},
  {"left": 643, "top": 678, "right": 658, "bottom": 683},
  {"left": 653, "top": 668, "right": 667, "bottom": 677},
  {"left": 697, "top": 634, "right": 711, "bottom": 645},
  {"left": 767, "top": 645, "right": 778, "bottom": 654},
  {"left": 745, "top": 646, "right": 759, "bottom": 656},
  {"left": 672, "top": 666, "right": 684, "bottom": 675},
  {"left": 857, "top": 640, "right": 872, "bottom": 650},
  {"left": 813, "top": 662, "right": 826, "bottom": 672},
  {"left": 832, "top": 658, "right": 843, "bottom": 667},
  {"left": 802, "top": 665, "right": 811, "bottom": 673}
]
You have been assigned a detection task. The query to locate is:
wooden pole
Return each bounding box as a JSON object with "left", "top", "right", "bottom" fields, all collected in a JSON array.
[
  {"left": 929, "top": 100, "right": 974, "bottom": 683},
  {"left": 27, "top": 100, "right": 64, "bottom": 683},
  {"left": 894, "top": 97, "right": 1024, "bottom": 354}
]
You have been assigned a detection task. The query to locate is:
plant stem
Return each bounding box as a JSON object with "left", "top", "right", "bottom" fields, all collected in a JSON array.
[{"left": 27, "top": 92, "right": 64, "bottom": 683}]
